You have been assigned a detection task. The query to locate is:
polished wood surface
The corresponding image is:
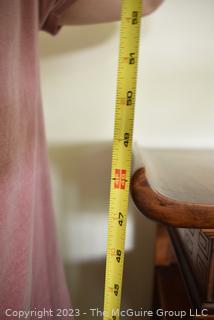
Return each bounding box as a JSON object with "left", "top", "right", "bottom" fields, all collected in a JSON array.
[
  {"left": 131, "top": 168, "right": 214, "bottom": 228},
  {"left": 131, "top": 161, "right": 214, "bottom": 316},
  {"left": 140, "top": 149, "right": 214, "bottom": 205}
]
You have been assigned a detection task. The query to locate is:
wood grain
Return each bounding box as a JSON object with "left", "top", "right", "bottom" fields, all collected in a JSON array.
[{"left": 131, "top": 168, "right": 214, "bottom": 229}]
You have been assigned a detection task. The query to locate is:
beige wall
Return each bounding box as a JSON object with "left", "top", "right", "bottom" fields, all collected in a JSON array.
[{"left": 40, "top": 0, "right": 214, "bottom": 149}]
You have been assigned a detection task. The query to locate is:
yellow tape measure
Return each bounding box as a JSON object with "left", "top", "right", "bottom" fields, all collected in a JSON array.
[{"left": 103, "top": 0, "right": 142, "bottom": 319}]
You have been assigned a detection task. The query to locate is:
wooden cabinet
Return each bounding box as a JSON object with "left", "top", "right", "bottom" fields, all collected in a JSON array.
[
  {"left": 153, "top": 225, "right": 214, "bottom": 319},
  {"left": 131, "top": 168, "right": 214, "bottom": 319}
]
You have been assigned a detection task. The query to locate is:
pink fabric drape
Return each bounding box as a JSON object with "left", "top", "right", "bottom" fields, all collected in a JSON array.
[{"left": 0, "top": 1, "right": 74, "bottom": 317}]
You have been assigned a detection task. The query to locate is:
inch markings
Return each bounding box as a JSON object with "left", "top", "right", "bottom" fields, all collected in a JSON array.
[{"left": 103, "top": 1, "right": 142, "bottom": 320}]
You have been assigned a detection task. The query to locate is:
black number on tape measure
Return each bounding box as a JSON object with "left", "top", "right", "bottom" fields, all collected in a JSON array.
[
  {"left": 116, "top": 250, "right": 122, "bottom": 263},
  {"left": 114, "top": 284, "right": 120, "bottom": 296},
  {"left": 118, "top": 212, "right": 124, "bottom": 226},
  {"left": 124, "top": 133, "right": 129, "bottom": 147},
  {"left": 132, "top": 11, "right": 138, "bottom": 25},
  {"left": 126, "top": 91, "right": 133, "bottom": 106},
  {"left": 129, "top": 53, "right": 135, "bottom": 65}
]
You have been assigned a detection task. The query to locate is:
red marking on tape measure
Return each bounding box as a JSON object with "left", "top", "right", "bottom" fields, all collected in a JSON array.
[{"left": 113, "top": 169, "right": 127, "bottom": 189}]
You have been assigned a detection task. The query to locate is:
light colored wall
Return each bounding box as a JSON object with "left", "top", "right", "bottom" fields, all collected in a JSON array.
[
  {"left": 40, "top": 0, "right": 214, "bottom": 149},
  {"left": 39, "top": 0, "right": 214, "bottom": 314}
]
